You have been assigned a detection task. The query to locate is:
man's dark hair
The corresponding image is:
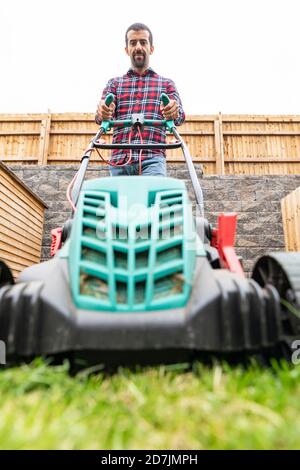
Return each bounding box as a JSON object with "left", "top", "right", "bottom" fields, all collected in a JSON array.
[{"left": 125, "top": 23, "right": 153, "bottom": 47}]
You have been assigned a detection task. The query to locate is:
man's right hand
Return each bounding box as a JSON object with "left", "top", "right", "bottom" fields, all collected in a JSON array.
[{"left": 96, "top": 100, "right": 116, "bottom": 121}]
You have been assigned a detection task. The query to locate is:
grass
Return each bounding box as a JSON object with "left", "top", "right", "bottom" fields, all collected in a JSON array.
[{"left": 1, "top": 358, "right": 300, "bottom": 449}]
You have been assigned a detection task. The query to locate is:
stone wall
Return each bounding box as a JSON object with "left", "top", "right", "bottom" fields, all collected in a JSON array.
[{"left": 9, "top": 164, "right": 300, "bottom": 275}]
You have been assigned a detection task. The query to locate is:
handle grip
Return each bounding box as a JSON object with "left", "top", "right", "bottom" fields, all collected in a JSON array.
[
  {"left": 160, "top": 93, "right": 170, "bottom": 106},
  {"left": 105, "top": 93, "right": 114, "bottom": 106},
  {"left": 160, "top": 93, "right": 175, "bottom": 131}
]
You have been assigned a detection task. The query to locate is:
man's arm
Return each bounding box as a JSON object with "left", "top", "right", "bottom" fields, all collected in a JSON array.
[
  {"left": 95, "top": 79, "right": 116, "bottom": 125},
  {"left": 160, "top": 79, "right": 185, "bottom": 126}
]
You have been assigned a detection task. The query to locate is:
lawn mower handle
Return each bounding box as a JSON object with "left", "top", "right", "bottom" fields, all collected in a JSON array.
[
  {"left": 99, "top": 93, "right": 175, "bottom": 134},
  {"left": 72, "top": 93, "right": 204, "bottom": 216}
]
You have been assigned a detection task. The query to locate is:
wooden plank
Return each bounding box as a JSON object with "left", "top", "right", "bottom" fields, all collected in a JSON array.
[
  {"left": 0, "top": 131, "right": 41, "bottom": 136},
  {"left": 0, "top": 114, "right": 47, "bottom": 121},
  {"left": 0, "top": 180, "right": 45, "bottom": 223},
  {"left": 38, "top": 113, "right": 51, "bottom": 165},
  {"left": 0, "top": 211, "right": 43, "bottom": 244},
  {"left": 0, "top": 207, "right": 44, "bottom": 239},
  {"left": 0, "top": 225, "right": 42, "bottom": 253},
  {"left": 0, "top": 257, "right": 35, "bottom": 273},
  {"left": 221, "top": 115, "right": 300, "bottom": 122},
  {"left": 223, "top": 131, "right": 300, "bottom": 136},
  {"left": 0, "top": 187, "right": 45, "bottom": 227},
  {"left": 0, "top": 247, "right": 40, "bottom": 265},
  {"left": 292, "top": 189, "right": 300, "bottom": 250},
  {"left": 224, "top": 157, "right": 300, "bottom": 163},
  {"left": 1, "top": 157, "right": 38, "bottom": 162},
  {"left": 0, "top": 233, "right": 43, "bottom": 259},
  {"left": 281, "top": 188, "right": 300, "bottom": 251},
  {"left": 281, "top": 197, "right": 289, "bottom": 251},
  {"left": 0, "top": 170, "right": 46, "bottom": 214},
  {"left": 214, "top": 114, "right": 225, "bottom": 175},
  {"left": 0, "top": 161, "right": 47, "bottom": 207}
]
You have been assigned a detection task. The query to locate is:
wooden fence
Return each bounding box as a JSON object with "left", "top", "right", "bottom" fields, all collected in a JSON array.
[
  {"left": 0, "top": 161, "right": 47, "bottom": 278},
  {"left": 1, "top": 113, "right": 300, "bottom": 174},
  {"left": 281, "top": 186, "right": 300, "bottom": 251}
]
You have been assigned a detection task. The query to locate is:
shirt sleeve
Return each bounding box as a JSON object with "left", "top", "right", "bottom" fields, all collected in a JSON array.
[
  {"left": 166, "top": 79, "right": 185, "bottom": 126},
  {"left": 95, "top": 78, "right": 117, "bottom": 125}
]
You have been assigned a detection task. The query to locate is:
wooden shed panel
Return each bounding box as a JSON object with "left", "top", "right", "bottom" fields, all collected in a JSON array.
[
  {"left": 281, "top": 186, "right": 300, "bottom": 251},
  {"left": 0, "top": 170, "right": 44, "bottom": 214},
  {"left": 0, "top": 182, "right": 44, "bottom": 226},
  {"left": 0, "top": 226, "right": 41, "bottom": 255},
  {"left": 0, "top": 216, "right": 43, "bottom": 247},
  {"left": 0, "top": 247, "right": 41, "bottom": 266},
  {"left": 0, "top": 161, "right": 46, "bottom": 277}
]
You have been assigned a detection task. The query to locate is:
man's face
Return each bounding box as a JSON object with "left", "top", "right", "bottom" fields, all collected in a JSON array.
[{"left": 125, "top": 29, "right": 154, "bottom": 71}]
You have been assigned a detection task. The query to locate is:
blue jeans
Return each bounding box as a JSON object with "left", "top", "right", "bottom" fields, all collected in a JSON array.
[{"left": 109, "top": 155, "right": 167, "bottom": 176}]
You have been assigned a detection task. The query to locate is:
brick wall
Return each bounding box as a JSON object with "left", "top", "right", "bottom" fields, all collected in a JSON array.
[{"left": 9, "top": 165, "right": 300, "bottom": 275}]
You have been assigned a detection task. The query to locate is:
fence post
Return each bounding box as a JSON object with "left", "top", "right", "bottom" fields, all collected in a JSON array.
[
  {"left": 38, "top": 112, "right": 51, "bottom": 165},
  {"left": 214, "top": 112, "right": 225, "bottom": 175}
]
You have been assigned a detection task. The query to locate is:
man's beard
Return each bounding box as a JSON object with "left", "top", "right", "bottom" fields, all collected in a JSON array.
[{"left": 132, "top": 53, "right": 146, "bottom": 69}]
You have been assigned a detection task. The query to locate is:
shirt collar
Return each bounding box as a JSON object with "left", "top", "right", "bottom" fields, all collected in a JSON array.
[{"left": 127, "top": 67, "right": 155, "bottom": 77}]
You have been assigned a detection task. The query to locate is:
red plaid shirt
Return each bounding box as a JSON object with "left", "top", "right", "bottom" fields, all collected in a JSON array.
[{"left": 95, "top": 68, "right": 185, "bottom": 163}]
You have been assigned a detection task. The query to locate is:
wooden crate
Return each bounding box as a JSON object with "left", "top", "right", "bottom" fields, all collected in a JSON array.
[
  {"left": 0, "top": 161, "right": 47, "bottom": 278},
  {"left": 281, "top": 186, "right": 300, "bottom": 251}
]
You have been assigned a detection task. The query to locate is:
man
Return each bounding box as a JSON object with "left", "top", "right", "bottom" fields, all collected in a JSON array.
[{"left": 95, "top": 23, "right": 185, "bottom": 176}]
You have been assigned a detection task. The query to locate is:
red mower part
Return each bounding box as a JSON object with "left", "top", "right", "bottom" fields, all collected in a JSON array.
[
  {"left": 214, "top": 213, "right": 244, "bottom": 277},
  {"left": 51, "top": 228, "right": 62, "bottom": 257}
]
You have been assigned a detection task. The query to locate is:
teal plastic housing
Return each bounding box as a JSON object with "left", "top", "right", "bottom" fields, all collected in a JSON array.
[{"left": 64, "top": 176, "right": 201, "bottom": 312}]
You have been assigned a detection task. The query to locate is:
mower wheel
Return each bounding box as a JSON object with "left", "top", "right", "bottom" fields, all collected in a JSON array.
[
  {"left": 0, "top": 260, "right": 14, "bottom": 287},
  {"left": 252, "top": 252, "right": 300, "bottom": 337}
]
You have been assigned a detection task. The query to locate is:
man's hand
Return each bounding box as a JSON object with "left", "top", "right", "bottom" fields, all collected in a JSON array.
[
  {"left": 96, "top": 100, "right": 116, "bottom": 121},
  {"left": 160, "top": 99, "right": 179, "bottom": 121}
]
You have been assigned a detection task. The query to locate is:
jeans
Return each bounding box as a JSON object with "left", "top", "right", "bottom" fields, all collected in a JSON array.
[{"left": 109, "top": 155, "right": 167, "bottom": 177}]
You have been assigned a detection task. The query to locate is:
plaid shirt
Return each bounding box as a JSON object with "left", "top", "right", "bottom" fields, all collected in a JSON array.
[{"left": 95, "top": 68, "right": 185, "bottom": 163}]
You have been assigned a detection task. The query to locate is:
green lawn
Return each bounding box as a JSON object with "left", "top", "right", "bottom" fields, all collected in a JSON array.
[{"left": 1, "top": 359, "right": 300, "bottom": 449}]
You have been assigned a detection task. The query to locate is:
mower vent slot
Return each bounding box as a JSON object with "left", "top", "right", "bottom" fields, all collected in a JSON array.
[
  {"left": 114, "top": 249, "right": 128, "bottom": 270},
  {"left": 81, "top": 246, "right": 106, "bottom": 266},
  {"left": 84, "top": 196, "right": 106, "bottom": 207},
  {"left": 153, "top": 270, "right": 184, "bottom": 299},
  {"left": 82, "top": 213, "right": 105, "bottom": 224},
  {"left": 160, "top": 193, "right": 183, "bottom": 204},
  {"left": 83, "top": 205, "right": 105, "bottom": 218},
  {"left": 80, "top": 272, "right": 109, "bottom": 300},
  {"left": 116, "top": 280, "right": 128, "bottom": 304},
  {"left": 84, "top": 193, "right": 106, "bottom": 201},
  {"left": 135, "top": 249, "right": 149, "bottom": 268},
  {"left": 82, "top": 226, "right": 97, "bottom": 238},
  {"left": 156, "top": 244, "right": 182, "bottom": 265},
  {"left": 82, "top": 224, "right": 106, "bottom": 241},
  {"left": 135, "top": 280, "right": 146, "bottom": 304}
]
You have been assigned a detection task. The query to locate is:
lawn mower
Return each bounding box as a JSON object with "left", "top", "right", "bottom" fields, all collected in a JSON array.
[{"left": 0, "top": 93, "right": 300, "bottom": 367}]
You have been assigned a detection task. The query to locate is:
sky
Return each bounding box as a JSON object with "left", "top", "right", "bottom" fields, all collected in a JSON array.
[{"left": 1, "top": 0, "right": 300, "bottom": 115}]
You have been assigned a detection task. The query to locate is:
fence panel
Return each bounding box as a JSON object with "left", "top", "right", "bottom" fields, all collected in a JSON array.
[
  {"left": 281, "top": 186, "right": 300, "bottom": 251},
  {"left": 1, "top": 113, "right": 300, "bottom": 174}
]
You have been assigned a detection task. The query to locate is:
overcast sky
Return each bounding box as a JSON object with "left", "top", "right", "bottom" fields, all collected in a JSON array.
[{"left": 1, "top": 0, "right": 299, "bottom": 115}]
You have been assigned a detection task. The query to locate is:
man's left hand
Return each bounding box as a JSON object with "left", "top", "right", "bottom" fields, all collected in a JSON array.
[{"left": 161, "top": 99, "right": 179, "bottom": 121}]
